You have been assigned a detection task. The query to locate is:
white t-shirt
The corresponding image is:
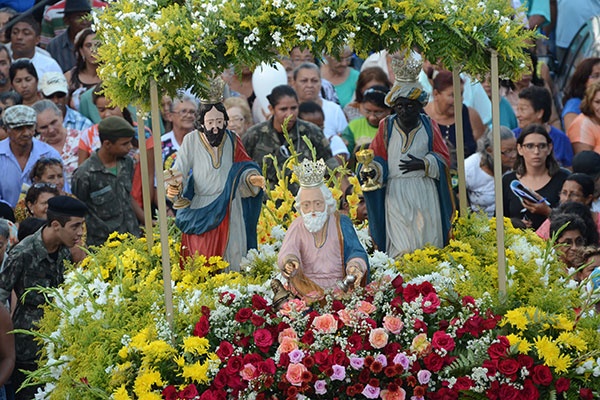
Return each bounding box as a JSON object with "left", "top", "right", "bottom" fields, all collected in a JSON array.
[
  {"left": 465, "top": 152, "right": 496, "bottom": 217},
  {"left": 321, "top": 98, "right": 349, "bottom": 157},
  {"left": 30, "top": 52, "right": 62, "bottom": 80}
]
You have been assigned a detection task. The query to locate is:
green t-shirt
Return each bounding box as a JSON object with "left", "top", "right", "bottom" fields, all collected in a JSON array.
[
  {"left": 334, "top": 68, "right": 360, "bottom": 109},
  {"left": 341, "top": 117, "right": 378, "bottom": 154}
]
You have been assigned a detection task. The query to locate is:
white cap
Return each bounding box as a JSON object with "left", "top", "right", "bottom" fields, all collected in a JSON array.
[{"left": 39, "top": 72, "right": 68, "bottom": 97}]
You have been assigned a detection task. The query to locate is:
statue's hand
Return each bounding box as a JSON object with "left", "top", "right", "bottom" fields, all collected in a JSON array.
[
  {"left": 283, "top": 260, "right": 299, "bottom": 278},
  {"left": 166, "top": 183, "right": 181, "bottom": 199},
  {"left": 347, "top": 265, "right": 363, "bottom": 289},
  {"left": 249, "top": 175, "right": 266, "bottom": 189},
  {"left": 399, "top": 154, "right": 425, "bottom": 173}
]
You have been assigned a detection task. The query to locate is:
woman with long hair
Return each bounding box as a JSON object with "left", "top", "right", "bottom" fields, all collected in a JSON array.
[
  {"left": 64, "top": 28, "right": 101, "bottom": 110},
  {"left": 567, "top": 82, "right": 600, "bottom": 154},
  {"left": 562, "top": 57, "right": 600, "bottom": 131},
  {"left": 9, "top": 59, "right": 41, "bottom": 106}
]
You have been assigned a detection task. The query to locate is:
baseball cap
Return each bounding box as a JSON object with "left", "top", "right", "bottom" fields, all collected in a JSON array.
[{"left": 39, "top": 72, "right": 68, "bottom": 97}]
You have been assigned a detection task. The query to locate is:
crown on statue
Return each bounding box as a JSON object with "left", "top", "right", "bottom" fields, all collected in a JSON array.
[
  {"left": 390, "top": 50, "right": 423, "bottom": 84},
  {"left": 200, "top": 76, "right": 226, "bottom": 104},
  {"left": 294, "top": 159, "right": 326, "bottom": 188}
]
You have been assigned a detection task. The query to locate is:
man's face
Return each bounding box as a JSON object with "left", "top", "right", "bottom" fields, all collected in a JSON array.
[
  {"left": 11, "top": 21, "right": 39, "bottom": 57},
  {"left": 170, "top": 100, "right": 196, "bottom": 133},
  {"left": 107, "top": 137, "right": 133, "bottom": 158},
  {"left": 0, "top": 50, "right": 10, "bottom": 86},
  {"left": 54, "top": 217, "right": 85, "bottom": 247},
  {"left": 325, "top": 49, "right": 353, "bottom": 75},
  {"left": 45, "top": 91, "right": 68, "bottom": 114},
  {"left": 65, "top": 11, "right": 91, "bottom": 34},
  {"left": 516, "top": 98, "right": 543, "bottom": 129},
  {"left": 202, "top": 106, "right": 226, "bottom": 147},
  {"left": 299, "top": 187, "right": 326, "bottom": 215},
  {"left": 36, "top": 109, "right": 64, "bottom": 144},
  {"left": 393, "top": 98, "right": 423, "bottom": 130},
  {"left": 8, "top": 124, "right": 34, "bottom": 148},
  {"left": 294, "top": 68, "right": 321, "bottom": 102}
]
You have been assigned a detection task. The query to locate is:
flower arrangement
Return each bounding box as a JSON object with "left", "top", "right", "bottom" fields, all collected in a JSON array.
[{"left": 94, "top": 0, "right": 536, "bottom": 109}]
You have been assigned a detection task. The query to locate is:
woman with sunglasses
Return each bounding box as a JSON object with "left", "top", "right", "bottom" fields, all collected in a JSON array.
[
  {"left": 502, "top": 124, "right": 570, "bottom": 230},
  {"left": 9, "top": 59, "right": 42, "bottom": 106}
]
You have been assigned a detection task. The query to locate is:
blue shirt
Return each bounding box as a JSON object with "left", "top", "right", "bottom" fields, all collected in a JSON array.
[
  {"left": 0, "top": 138, "right": 63, "bottom": 207},
  {"left": 561, "top": 97, "right": 582, "bottom": 120},
  {"left": 513, "top": 126, "right": 574, "bottom": 168},
  {"left": 64, "top": 106, "right": 93, "bottom": 133}
]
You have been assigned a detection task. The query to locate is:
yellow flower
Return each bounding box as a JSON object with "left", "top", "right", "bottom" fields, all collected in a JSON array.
[
  {"left": 181, "top": 361, "right": 209, "bottom": 383},
  {"left": 534, "top": 336, "right": 560, "bottom": 366},
  {"left": 113, "top": 385, "right": 132, "bottom": 400},
  {"left": 502, "top": 309, "right": 529, "bottom": 331},
  {"left": 108, "top": 232, "right": 119, "bottom": 240},
  {"left": 183, "top": 336, "right": 210, "bottom": 356},
  {"left": 553, "top": 315, "right": 574, "bottom": 331},
  {"left": 553, "top": 353, "right": 572, "bottom": 373},
  {"left": 133, "top": 369, "right": 163, "bottom": 397},
  {"left": 174, "top": 355, "right": 186, "bottom": 368},
  {"left": 142, "top": 340, "right": 176, "bottom": 363},
  {"left": 506, "top": 333, "right": 532, "bottom": 354},
  {"left": 118, "top": 346, "right": 129, "bottom": 359},
  {"left": 130, "top": 327, "right": 153, "bottom": 350},
  {"left": 556, "top": 332, "right": 588, "bottom": 352},
  {"left": 107, "top": 241, "right": 120, "bottom": 248}
]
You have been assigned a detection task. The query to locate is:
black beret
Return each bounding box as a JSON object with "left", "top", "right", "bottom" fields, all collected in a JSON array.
[
  {"left": 98, "top": 116, "right": 135, "bottom": 138},
  {"left": 48, "top": 196, "right": 87, "bottom": 218},
  {"left": 572, "top": 151, "right": 600, "bottom": 178}
]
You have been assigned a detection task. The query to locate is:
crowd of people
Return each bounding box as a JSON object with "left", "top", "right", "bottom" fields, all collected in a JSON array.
[{"left": 0, "top": 0, "right": 597, "bottom": 398}]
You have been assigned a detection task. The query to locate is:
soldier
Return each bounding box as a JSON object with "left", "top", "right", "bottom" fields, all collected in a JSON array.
[
  {"left": 242, "top": 85, "right": 338, "bottom": 187},
  {"left": 0, "top": 195, "right": 86, "bottom": 399},
  {"left": 71, "top": 116, "right": 143, "bottom": 246}
]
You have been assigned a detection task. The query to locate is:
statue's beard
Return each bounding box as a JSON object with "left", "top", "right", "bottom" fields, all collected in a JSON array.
[
  {"left": 302, "top": 210, "right": 329, "bottom": 233},
  {"left": 203, "top": 126, "right": 226, "bottom": 147}
]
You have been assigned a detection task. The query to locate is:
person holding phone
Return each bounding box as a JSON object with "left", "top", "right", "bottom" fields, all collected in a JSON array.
[{"left": 502, "top": 124, "right": 570, "bottom": 229}]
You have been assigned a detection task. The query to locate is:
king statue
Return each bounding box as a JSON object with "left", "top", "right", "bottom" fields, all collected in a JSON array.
[
  {"left": 359, "top": 52, "right": 455, "bottom": 258},
  {"left": 278, "top": 159, "right": 369, "bottom": 300},
  {"left": 167, "top": 78, "right": 264, "bottom": 270}
]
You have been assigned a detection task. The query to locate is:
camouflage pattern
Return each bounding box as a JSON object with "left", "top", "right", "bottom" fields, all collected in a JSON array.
[
  {"left": 71, "top": 152, "right": 141, "bottom": 246},
  {"left": 0, "top": 227, "right": 71, "bottom": 363},
  {"left": 242, "top": 119, "right": 338, "bottom": 186}
]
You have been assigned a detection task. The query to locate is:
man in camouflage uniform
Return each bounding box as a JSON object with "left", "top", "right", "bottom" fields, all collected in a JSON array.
[
  {"left": 242, "top": 84, "right": 338, "bottom": 187},
  {"left": 71, "top": 116, "right": 142, "bottom": 246},
  {"left": 0, "top": 196, "right": 86, "bottom": 399}
]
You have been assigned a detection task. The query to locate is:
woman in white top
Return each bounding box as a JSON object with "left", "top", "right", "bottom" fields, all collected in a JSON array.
[{"left": 465, "top": 126, "right": 517, "bottom": 217}]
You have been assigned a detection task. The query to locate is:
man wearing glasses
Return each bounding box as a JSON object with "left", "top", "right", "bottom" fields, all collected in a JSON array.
[
  {"left": 161, "top": 95, "right": 197, "bottom": 168},
  {"left": 0, "top": 105, "right": 63, "bottom": 207}
]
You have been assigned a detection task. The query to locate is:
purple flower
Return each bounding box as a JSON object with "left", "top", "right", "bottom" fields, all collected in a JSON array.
[
  {"left": 393, "top": 352, "right": 410, "bottom": 370},
  {"left": 331, "top": 364, "right": 346, "bottom": 381},
  {"left": 417, "top": 369, "right": 431, "bottom": 385},
  {"left": 362, "top": 384, "right": 380, "bottom": 399},
  {"left": 314, "top": 380, "right": 327, "bottom": 395},
  {"left": 375, "top": 354, "right": 388, "bottom": 367},
  {"left": 350, "top": 356, "right": 364, "bottom": 370},
  {"left": 288, "top": 349, "right": 304, "bottom": 364}
]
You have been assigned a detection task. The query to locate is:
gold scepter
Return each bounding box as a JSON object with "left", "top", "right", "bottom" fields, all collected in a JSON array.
[{"left": 164, "top": 169, "right": 191, "bottom": 209}]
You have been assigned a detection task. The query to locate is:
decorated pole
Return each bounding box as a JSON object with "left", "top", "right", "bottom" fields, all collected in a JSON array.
[
  {"left": 149, "top": 79, "right": 175, "bottom": 333},
  {"left": 136, "top": 110, "right": 154, "bottom": 249},
  {"left": 491, "top": 51, "right": 507, "bottom": 295},
  {"left": 452, "top": 68, "right": 467, "bottom": 216}
]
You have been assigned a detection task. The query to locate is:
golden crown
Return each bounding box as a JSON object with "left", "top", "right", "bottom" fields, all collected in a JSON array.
[
  {"left": 199, "top": 76, "right": 226, "bottom": 104},
  {"left": 390, "top": 50, "right": 423, "bottom": 84},
  {"left": 294, "top": 159, "right": 326, "bottom": 188}
]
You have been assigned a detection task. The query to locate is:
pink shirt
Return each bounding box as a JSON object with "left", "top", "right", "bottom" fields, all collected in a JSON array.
[{"left": 536, "top": 212, "right": 600, "bottom": 239}]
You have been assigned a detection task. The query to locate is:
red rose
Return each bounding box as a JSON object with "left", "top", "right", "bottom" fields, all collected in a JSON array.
[
  {"left": 555, "top": 377, "right": 570, "bottom": 394},
  {"left": 520, "top": 379, "right": 539, "bottom": 400},
  {"left": 454, "top": 376, "right": 474, "bottom": 390},
  {"left": 252, "top": 295, "right": 268, "bottom": 310},
  {"left": 180, "top": 384, "right": 199, "bottom": 399},
  {"left": 438, "top": 320, "right": 450, "bottom": 330},
  {"left": 201, "top": 306, "right": 210, "bottom": 316},
  {"left": 499, "top": 383, "right": 519, "bottom": 400},
  {"left": 279, "top": 352, "right": 290, "bottom": 367},
  {"left": 498, "top": 359, "right": 520, "bottom": 377},
  {"left": 392, "top": 275, "right": 404, "bottom": 294},
  {"left": 301, "top": 330, "right": 315, "bottom": 345},
  {"left": 213, "top": 370, "right": 228, "bottom": 389},
  {"left": 422, "top": 292, "right": 440, "bottom": 314},
  {"left": 227, "top": 373, "right": 245, "bottom": 390},
  {"left": 219, "top": 292, "right": 235, "bottom": 305},
  {"left": 532, "top": 365, "right": 553, "bottom": 386},
  {"left": 498, "top": 336, "right": 510, "bottom": 347},
  {"left": 580, "top": 388, "right": 594, "bottom": 400},
  {"left": 193, "top": 315, "right": 209, "bottom": 337},
  {"left": 486, "top": 381, "right": 500, "bottom": 400},
  {"left": 432, "top": 331, "right": 455, "bottom": 352},
  {"left": 462, "top": 296, "right": 475, "bottom": 306},
  {"left": 517, "top": 355, "right": 533, "bottom": 370},
  {"left": 423, "top": 353, "right": 444, "bottom": 372},
  {"left": 243, "top": 353, "right": 262, "bottom": 365},
  {"left": 253, "top": 329, "right": 273, "bottom": 348},
  {"left": 462, "top": 315, "right": 484, "bottom": 337},
  {"left": 235, "top": 308, "right": 253, "bottom": 323},
  {"left": 216, "top": 341, "right": 234, "bottom": 360},
  {"left": 487, "top": 343, "right": 507, "bottom": 360},
  {"left": 250, "top": 314, "right": 266, "bottom": 327},
  {"left": 314, "top": 350, "right": 330, "bottom": 368},
  {"left": 347, "top": 333, "right": 363, "bottom": 352},
  {"left": 332, "top": 300, "right": 345, "bottom": 311},
  {"left": 161, "top": 385, "right": 178, "bottom": 400},
  {"left": 391, "top": 296, "right": 403, "bottom": 309},
  {"left": 404, "top": 284, "right": 420, "bottom": 302},
  {"left": 482, "top": 359, "right": 498, "bottom": 376},
  {"left": 482, "top": 317, "right": 498, "bottom": 330},
  {"left": 414, "top": 319, "right": 428, "bottom": 333},
  {"left": 199, "top": 390, "right": 215, "bottom": 400},
  {"left": 384, "top": 342, "right": 401, "bottom": 356},
  {"left": 226, "top": 356, "right": 244, "bottom": 374},
  {"left": 258, "top": 359, "right": 276, "bottom": 374}
]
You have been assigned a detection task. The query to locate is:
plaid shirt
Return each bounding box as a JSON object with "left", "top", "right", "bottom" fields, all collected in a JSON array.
[{"left": 64, "top": 106, "right": 93, "bottom": 133}]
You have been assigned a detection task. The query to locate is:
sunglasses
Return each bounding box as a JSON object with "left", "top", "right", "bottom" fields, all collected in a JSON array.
[{"left": 32, "top": 182, "right": 57, "bottom": 189}]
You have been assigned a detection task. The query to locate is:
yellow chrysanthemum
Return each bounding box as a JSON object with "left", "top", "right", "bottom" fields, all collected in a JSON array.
[
  {"left": 181, "top": 361, "right": 209, "bottom": 383},
  {"left": 534, "top": 336, "right": 560, "bottom": 366},
  {"left": 118, "top": 346, "right": 129, "bottom": 359},
  {"left": 553, "top": 353, "right": 572, "bottom": 373},
  {"left": 133, "top": 369, "right": 163, "bottom": 396},
  {"left": 113, "top": 385, "right": 132, "bottom": 400},
  {"left": 183, "top": 336, "right": 209, "bottom": 356},
  {"left": 557, "top": 331, "right": 588, "bottom": 352},
  {"left": 553, "top": 315, "right": 574, "bottom": 331},
  {"left": 129, "top": 327, "right": 153, "bottom": 350},
  {"left": 142, "top": 340, "right": 176, "bottom": 363},
  {"left": 502, "top": 309, "right": 529, "bottom": 331}
]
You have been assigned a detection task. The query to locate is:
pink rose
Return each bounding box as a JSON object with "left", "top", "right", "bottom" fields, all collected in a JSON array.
[
  {"left": 279, "top": 299, "right": 308, "bottom": 317},
  {"left": 369, "top": 328, "right": 389, "bottom": 349},
  {"left": 421, "top": 292, "right": 440, "bottom": 314},
  {"left": 383, "top": 316, "right": 404, "bottom": 334},
  {"left": 313, "top": 314, "right": 338, "bottom": 333},
  {"left": 278, "top": 328, "right": 298, "bottom": 343},
  {"left": 338, "top": 308, "right": 355, "bottom": 325},
  {"left": 357, "top": 301, "right": 377, "bottom": 314},
  {"left": 240, "top": 363, "right": 257, "bottom": 381},
  {"left": 278, "top": 336, "right": 299, "bottom": 354},
  {"left": 410, "top": 333, "right": 432, "bottom": 356},
  {"left": 380, "top": 388, "right": 406, "bottom": 400},
  {"left": 286, "top": 363, "right": 307, "bottom": 386}
]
